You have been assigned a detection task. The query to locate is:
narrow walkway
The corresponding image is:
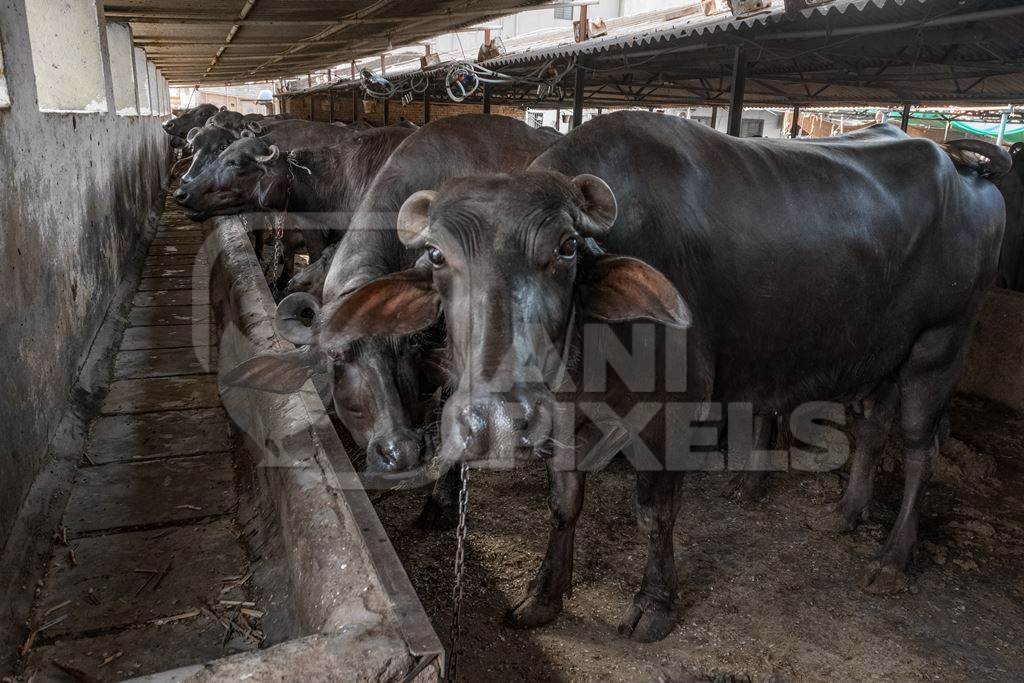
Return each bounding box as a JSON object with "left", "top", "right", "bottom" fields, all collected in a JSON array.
[{"left": 19, "top": 197, "right": 262, "bottom": 681}]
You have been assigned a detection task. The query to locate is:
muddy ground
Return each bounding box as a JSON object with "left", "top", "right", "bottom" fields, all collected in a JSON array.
[{"left": 370, "top": 395, "right": 1024, "bottom": 682}]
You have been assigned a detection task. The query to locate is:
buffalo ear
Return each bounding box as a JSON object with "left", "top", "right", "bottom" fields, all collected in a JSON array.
[
  {"left": 578, "top": 255, "right": 691, "bottom": 328},
  {"left": 572, "top": 174, "right": 618, "bottom": 237},
  {"left": 320, "top": 267, "right": 439, "bottom": 354},
  {"left": 221, "top": 348, "right": 313, "bottom": 394},
  {"left": 220, "top": 106, "right": 228, "bottom": 112},
  {"left": 397, "top": 190, "right": 437, "bottom": 247}
]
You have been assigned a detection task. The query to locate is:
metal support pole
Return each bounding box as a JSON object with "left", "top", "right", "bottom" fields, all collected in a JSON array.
[
  {"left": 383, "top": 97, "right": 390, "bottom": 125},
  {"left": 423, "top": 90, "right": 431, "bottom": 123},
  {"left": 555, "top": 106, "right": 561, "bottom": 132},
  {"left": 328, "top": 69, "right": 334, "bottom": 122},
  {"left": 900, "top": 102, "right": 911, "bottom": 131},
  {"left": 789, "top": 105, "right": 800, "bottom": 138},
  {"left": 572, "top": 64, "right": 586, "bottom": 129},
  {"left": 483, "top": 83, "right": 492, "bottom": 114},
  {"left": 726, "top": 47, "right": 747, "bottom": 137},
  {"left": 997, "top": 107, "right": 1010, "bottom": 146},
  {"left": 351, "top": 60, "right": 359, "bottom": 123},
  {"left": 709, "top": 105, "right": 718, "bottom": 129}
]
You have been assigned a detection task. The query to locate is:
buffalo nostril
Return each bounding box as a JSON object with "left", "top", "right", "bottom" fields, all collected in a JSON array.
[{"left": 173, "top": 188, "right": 189, "bottom": 204}]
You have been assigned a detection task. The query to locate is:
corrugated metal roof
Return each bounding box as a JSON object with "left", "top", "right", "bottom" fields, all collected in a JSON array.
[
  {"left": 104, "top": 0, "right": 553, "bottom": 86},
  {"left": 283, "top": 0, "right": 1024, "bottom": 108}
]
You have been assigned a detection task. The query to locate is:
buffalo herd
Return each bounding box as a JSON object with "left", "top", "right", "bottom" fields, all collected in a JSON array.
[{"left": 165, "top": 103, "right": 1015, "bottom": 642}]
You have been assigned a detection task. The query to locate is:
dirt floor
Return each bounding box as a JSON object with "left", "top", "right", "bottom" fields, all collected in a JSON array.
[{"left": 372, "top": 394, "right": 1024, "bottom": 682}]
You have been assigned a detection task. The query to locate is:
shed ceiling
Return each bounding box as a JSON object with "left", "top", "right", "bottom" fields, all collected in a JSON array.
[{"left": 104, "top": 0, "right": 552, "bottom": 85}]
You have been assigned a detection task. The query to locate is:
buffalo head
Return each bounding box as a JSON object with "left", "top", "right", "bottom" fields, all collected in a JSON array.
[
  {"left": 311, "top": 171, "right": 690, "bottom": 467},
  {"left": 173, "top": 137, "right": 290, "bottom": 221}
]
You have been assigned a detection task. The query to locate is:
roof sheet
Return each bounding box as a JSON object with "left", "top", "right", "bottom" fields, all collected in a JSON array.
[
  {"left": 104, "top": 0, "right": 553, "bottom": 85},
  {"left": 284, "top": 0, "right": 1024, "bottom": 108}
]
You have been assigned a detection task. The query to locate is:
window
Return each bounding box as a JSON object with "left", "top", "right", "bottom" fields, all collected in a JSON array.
[
  {"left": 554, "top": 4, "right": 573, "bottom": 20},
  {"left": 740, "top": 118, "right": 765, "bottom": 137},
  {"left": 25, "top": 0, "right": 109, "bottom": 113},
  {"left": 530, "top": 112, "right": 543, "bottom": 127},
  {"left": 105, "top": 22, "right": 137, "bottom": 115}
]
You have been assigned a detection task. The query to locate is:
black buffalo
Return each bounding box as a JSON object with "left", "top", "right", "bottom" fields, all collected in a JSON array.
[
  {"left": 324, "top": 112, "right": 1008, "bottom": 640},
  {"left": 163, "top": 103, "right": 218, "bottom": 138},
  {"left": 225, "top": 115, "right": 560, "bottom": 526}
]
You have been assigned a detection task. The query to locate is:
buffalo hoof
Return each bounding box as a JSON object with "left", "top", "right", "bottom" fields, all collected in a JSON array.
[
  {"left": 860, "top": 560, "right": 911, "bottom": 595},
  {"left": 617, "top": 596, "right": 674, "bottom": 643},
  {"left": 720, "top": 472, "right": 768, "bottom": 504},
  {"left": 806, "top": 503, "right": 860, "bottom": 533},
  {"left": 414, "top": 497, "right": 458, "bottom": 531},
  {"left": 505, "top": 593, "right": 563, "bottom": 629}
]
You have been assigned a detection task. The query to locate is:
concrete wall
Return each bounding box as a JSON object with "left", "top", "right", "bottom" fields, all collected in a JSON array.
[
  {"left": 23, "top": 0, "right": 108, "bottom": 113},
  {"left": 133, "top": 46, "right": 151, "bottom": 115},
  {"left": 105, "top": 21, "right": 137, "bottom": 115},
  {"left": 0, "top": 0, "right": 169, "bottom": 547}
]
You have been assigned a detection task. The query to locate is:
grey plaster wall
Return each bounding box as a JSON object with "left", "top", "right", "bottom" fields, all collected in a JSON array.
[{"left": 0, "top": 0, "right": 169, "bottom": 547}]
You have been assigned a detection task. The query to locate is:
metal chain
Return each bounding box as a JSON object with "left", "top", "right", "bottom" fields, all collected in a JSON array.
[
  {"left": 446, "top": 464, "right": 470, "bottom": 683},
  {"left": 263, "top": 214, "right": 285, "bottom": 294}
]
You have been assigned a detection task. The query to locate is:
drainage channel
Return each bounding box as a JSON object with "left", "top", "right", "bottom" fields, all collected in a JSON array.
[
  {"left": 16, "top": 196, "right": 257, "bottom": 680},
  {"left": 14, "top": 195, "right": 443, "bottom": 681}
]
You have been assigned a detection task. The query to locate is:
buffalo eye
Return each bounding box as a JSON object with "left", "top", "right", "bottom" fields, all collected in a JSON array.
[
  {"left": 557, "top": 236, "right": 579, "bottom": 260},
  {"left": 427, "top": 246, "right": 445, "bottom": 267}
]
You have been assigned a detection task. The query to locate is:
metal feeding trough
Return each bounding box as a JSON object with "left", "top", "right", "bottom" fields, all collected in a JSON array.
[{"left": 128, "top": 216, "right": 443, "bottom": 681}]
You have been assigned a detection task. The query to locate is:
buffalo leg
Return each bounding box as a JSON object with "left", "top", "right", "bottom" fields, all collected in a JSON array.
[
  {"left": 721, "top": 415, "right": 776, "bottom": 502},
  {"left": 415, "top": 467, "right": 460, "bottom": 531},
  {"left": 808, "top": 381, "right": 899, "bottom": 533},
  {"left": 618, "top": 470, "right": 681, "bottom": 642},
  {"left": 505, "top": 465, "right": 586, "bottom": 629},
  {"left": 861, "top": 325, "right": 969, "bottom": 594}
]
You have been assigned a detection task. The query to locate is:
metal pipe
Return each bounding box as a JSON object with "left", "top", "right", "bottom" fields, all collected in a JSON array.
[
  {"left": 790, "top": 105, "right": 800, "bottom": 137},
  {"left": 900, "top": 102, "right": 911, "bottom": 131},
  {"left": 997, "top": 107, "right": 1010, "bottom": 146},
  {"left": 726, "top": 47, "right": 746, "bottom": 137},
  {"left": 423, "top": 90, "right": 431, "bottom": 123},
  {"left": 572, "top": 64, "right": 586, "bottom": 129}
]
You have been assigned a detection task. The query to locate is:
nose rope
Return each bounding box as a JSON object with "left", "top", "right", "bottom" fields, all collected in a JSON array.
[{"left": 287, "top": 152, "right": 313, "bottom": 175}]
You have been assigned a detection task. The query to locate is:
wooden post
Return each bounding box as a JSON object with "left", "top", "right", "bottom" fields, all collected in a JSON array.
[
  {"left": 328, "top": 69, "right": 334, "bottom": 122},
  {"left": 900, "top": 102, "right": 911, "bottom": 131},
  {"left": 572, "top": 63, "right": 586, "bottom": 129},
  {"left": 578, "top": 4, "right": 589, "bottom": 42},
  {"left": 710, "top": 105, "right": 718, "bottom": 129},
  {"left": 789, "top": 105, "right": 800, "bottom": 137},
  {"left": 555, "top": 106, "right": 561, "bottom": 132},
  {"left": 483, "top": 83, "right": 492, "bottom": 114},
  {"left": 726, "top": 47, "right": 747, "bottom": 137},
  {"left": 423, "top": 90, "right": 431, "bottom": 123}
]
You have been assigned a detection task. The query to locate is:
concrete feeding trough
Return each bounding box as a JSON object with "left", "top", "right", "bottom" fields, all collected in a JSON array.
[{"left": 126, "top": 216, "right": 443, "bottom": 681}]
